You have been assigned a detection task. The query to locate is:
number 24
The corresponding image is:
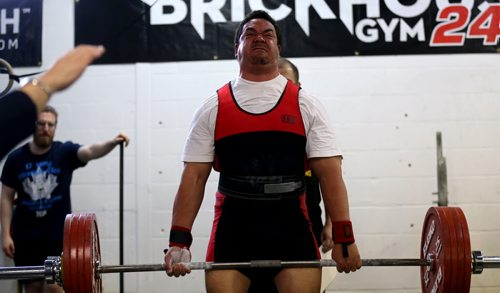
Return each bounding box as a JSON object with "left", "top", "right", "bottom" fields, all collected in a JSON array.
[{"left": 430, "top": 4, "right": 499, "bottom": 46}]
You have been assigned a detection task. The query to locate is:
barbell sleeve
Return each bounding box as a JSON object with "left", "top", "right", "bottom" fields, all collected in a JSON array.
[
  {"left": 0, "top": 266, "right": 45, "bottom": 280},
  {"left": 0, "top": 256, "right": 61, "bottom": 285},
  {"left": 483, "top": 256, "right": 500, "bottom": 268},
  {"left": 472, "top": 251, "right": 500, "bottom": 274}
]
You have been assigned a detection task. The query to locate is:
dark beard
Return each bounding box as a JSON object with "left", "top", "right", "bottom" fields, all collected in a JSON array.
[{"left": 33, "top": 134, "right": 53, "bottom": 148}]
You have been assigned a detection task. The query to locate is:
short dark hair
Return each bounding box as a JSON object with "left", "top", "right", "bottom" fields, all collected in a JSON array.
[
  {"left": 42, "top": 105, "right": 58, "bottom": 123},
  {"left": 234, "top": 10, "right": 282, "bottom": 46}
]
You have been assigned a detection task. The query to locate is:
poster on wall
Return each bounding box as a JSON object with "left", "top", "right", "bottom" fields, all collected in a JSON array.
[
  {"left": 0, "top": 0, "right": 43, "bottom": 67},
  {"left": 75, "top": 0, "right": 500, "bottom": 64}
]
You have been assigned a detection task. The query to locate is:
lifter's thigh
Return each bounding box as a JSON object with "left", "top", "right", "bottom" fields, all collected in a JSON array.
[
  {"left": 205, "top": 269, "right": 251, "bottom": 293},
  {"left": 275, "top": 268, "right": 321, "bottom": 293}
]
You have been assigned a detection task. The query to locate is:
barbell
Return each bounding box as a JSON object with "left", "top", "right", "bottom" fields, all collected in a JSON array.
[{"left": 0, "top": 206, "right": 498, "bottom": 293}]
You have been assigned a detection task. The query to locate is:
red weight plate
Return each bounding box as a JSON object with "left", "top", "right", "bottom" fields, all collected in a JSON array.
[
  {"left": 80, "top": 214, "right": 92, "bottom": 293},
  {"left": 71, "top": 214, "right": 81, "bottom": 292},
  {"left": 62, "top": 214, "right": 75, "bottom": 292},
  {"left": 63, "top": 213, "right": 100, "bottom": 293},
  {"left": 453, "top": 207, "right": 472, "bottom": 292},
  {"left": 421, "top": 207, "right": 452, "bottom": 293},
  {"left": 441, "top": 208, "right": 459, "bottom": 292},
  {"left": 70, "top": 213, "right": 82, "bottom": 292},
  {"left": 80, "top": 214, "right": 89, "bottom": 293},
  {"left": 82, "top": 213, "right": 102, "bottom": 293},
  {"left": 447, "top": 207, "right": 465, "bottom": 292},
  {"left": 82, "top": 214, "right": 94, "bottom": 292},
  {"left": 65, "top": 215, "right": 81, "bottom": 293},
  {"left": 77, "top": 214, "right": 87, "bottom": 292},
  {"left": 75, "top": 213, "right": 93, "bottom": 293},
  {"left": 92, "top": 216, "right": 102, "bottom": 292}
]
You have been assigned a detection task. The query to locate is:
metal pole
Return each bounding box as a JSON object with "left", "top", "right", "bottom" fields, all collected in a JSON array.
[
  {"left": 119, "top": 142, "right": 124, "bottom": 293},
  {"left": 435, "top": 131, "right": 448, "bottom": 206}
]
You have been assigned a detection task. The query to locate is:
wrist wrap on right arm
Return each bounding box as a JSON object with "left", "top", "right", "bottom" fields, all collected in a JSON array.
[{"left": 332, "top": 221, "right": 355, "bottom": 258}]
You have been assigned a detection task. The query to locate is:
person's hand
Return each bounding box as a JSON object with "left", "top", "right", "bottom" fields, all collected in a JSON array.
[
  {"left": 20, "top": 45, "right": 106, "bottom": 112},
  {"left": 320, "top": 224, "right": 333, "bottom": 253},
  {"left": 164, "top": 246, "right": 191, "bottom": 277},
  {"left": 331, "top": 243, "right": 361, "bottom": 273},
  {"left": 2, "top": 235, "right": 15, "bottom": 258},
  {"left": 39, "top": 45, "right": 106, "bottom": 94},
  {"left": 114, "top": 132, "right": 130, "bottom": 147}
]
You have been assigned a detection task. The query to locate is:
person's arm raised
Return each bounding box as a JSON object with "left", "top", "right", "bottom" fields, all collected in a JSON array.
[{"left": 21, "top": 45, "right": 106, "bottom": 112}]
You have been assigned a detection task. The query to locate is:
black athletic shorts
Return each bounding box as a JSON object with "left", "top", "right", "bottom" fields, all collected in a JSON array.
[{"left": 207, "top": 192, "right": 320, "bottom": 282}]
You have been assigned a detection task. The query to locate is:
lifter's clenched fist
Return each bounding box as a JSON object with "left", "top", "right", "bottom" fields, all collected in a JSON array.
[
  {"left": 164, "top": 246, "right": 191, "bottom": 277},
  {"left": 332, "top": 243, "right": 362, "bottom": 273}
]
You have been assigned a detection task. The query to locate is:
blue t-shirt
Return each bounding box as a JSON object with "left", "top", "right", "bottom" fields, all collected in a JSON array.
[{"left": 1, "top": 141, "right": 86, "bottom": 242}]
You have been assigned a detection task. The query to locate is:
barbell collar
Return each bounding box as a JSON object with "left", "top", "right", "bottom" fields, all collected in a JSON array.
[
  {"left": 44, "top": 256, "right": 62, "bottom": 286},
  {"left": 473, "top": 250, "right": 484, "bottom": 274}
]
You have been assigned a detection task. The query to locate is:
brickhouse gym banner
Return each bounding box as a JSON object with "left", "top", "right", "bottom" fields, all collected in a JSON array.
[
  {"left": 0, "top": 0, "right": 42, "bottom": 67},
  {"left": 75, "top": 0, "right": 499, "bottom": 64}
]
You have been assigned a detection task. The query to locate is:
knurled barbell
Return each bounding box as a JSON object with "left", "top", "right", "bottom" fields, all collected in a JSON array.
[{"left": 0, "top": 206, "right": 498, "bottom": 293}]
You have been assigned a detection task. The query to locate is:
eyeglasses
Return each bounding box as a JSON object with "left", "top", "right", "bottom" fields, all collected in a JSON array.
[{"left": 35, "top": 121, "right": 56, "bottom": 129}]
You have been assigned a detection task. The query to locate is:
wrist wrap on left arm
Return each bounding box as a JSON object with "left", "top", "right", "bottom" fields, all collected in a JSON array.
[
  {"left": 169, "top": 226, "right": 193, "bottom": 249},
  {"left": 332, "top": 221, "right": 355, "bottom": 258}
]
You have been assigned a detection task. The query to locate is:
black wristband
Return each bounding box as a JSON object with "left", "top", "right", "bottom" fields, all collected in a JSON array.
[{"left": 169, "top": 226, "right": 193, "bottom": 248}]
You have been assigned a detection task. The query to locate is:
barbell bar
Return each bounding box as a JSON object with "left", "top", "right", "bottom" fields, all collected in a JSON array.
[
  {"left": 0, "top": 257, "right": 432, "bottom": 278},
  {"left": 2, "top": 252, "right": 499, "bottom": 279},
  {"left": 0, "top": 207, "right": 498, "bottom": 293},
  {"left": 100, "top": 258, "right": 432, "bottom": 274}
]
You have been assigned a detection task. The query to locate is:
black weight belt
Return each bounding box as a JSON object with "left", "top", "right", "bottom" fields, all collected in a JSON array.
[{"left": 218, "top": 174, "right": 305, "bottom": 200}]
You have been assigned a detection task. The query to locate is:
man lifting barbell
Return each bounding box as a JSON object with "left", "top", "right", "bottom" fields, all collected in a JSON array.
[{"left": 163, "top": 10, "right": 361, "bottom": 293}]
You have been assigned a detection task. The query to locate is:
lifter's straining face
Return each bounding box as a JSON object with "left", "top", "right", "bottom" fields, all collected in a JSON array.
[{"left": 236, "top": 18, "right": 281, "bottom": 67}]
